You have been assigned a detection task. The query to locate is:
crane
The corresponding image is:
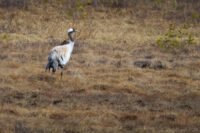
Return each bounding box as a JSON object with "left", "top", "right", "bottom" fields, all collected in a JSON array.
[{"left": 46, "top": 28, "right": 76, "bottom": 79}]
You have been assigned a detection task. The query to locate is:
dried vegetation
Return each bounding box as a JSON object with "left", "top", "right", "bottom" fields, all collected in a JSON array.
[{"left": 0, "top": 0, "right": 200, "bottom": 133}]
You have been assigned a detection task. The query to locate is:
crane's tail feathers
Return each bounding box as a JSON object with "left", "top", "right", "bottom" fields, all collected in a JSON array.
[
  {"left": 52, "top": 61, "right": 58, "bottom": 73},
  {"left": 46, "top": 62, "right": 51, "bottom": 72},
  {"left": 46, "top": 50, "right": 59, "bottom": 74}
]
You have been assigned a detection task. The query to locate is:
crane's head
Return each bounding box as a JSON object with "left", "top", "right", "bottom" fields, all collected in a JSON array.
[{"left": 68, "top": 28, "right": 76, "bottom": 34}]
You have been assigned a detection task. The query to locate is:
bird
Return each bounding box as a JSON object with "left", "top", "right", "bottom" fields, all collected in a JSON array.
[{"left": 46, "top": 28, "right": 76, "bottom": 79}]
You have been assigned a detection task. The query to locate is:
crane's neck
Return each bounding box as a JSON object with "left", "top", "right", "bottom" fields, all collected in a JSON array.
[
  {"left": 68, "top": 41, "right": 75, "bottom": 55},
  {"left": 68, "top": 32, "right": 75, "bottom": 54},
  {"left": 68, "top": 32, "right": 74, "bottom": 42}
]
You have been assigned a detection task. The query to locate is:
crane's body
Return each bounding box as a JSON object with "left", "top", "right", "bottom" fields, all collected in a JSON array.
[
  {"left": 52, "top": 41, "right": 74, "bottom": 65},
  {"left": 46, "top": 28, "right": 76, "bottom": 78}
]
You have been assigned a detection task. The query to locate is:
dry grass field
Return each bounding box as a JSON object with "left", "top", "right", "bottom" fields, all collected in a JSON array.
[{"left": 0, "top": 1, "right": 200, "bottom": 133}]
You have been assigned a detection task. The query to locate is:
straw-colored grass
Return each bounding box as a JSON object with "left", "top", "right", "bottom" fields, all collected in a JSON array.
[{"left": 0, "top": 1, "right": 200, "bottom": 133}]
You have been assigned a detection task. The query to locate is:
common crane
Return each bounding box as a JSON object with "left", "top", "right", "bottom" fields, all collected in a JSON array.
[{"left": 46, "top": 28, "right": 76, "bottom": 79}]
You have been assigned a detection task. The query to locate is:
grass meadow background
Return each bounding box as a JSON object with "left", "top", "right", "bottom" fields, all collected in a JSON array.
[{"left": 0, "top": 0, "right": 200, "bottom": 132}]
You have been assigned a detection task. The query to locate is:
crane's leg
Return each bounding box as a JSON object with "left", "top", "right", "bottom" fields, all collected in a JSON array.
[
  {"left": 60, "top": 65, "right": 64, "bottom": 80},
  {"left": 60, "top": 68, "right": 63, "bottom": 80}
]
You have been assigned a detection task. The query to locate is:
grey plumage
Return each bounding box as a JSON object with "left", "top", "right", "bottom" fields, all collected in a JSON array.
[{"left": 46, "top": 50, "right": 63, "bottom": 74}]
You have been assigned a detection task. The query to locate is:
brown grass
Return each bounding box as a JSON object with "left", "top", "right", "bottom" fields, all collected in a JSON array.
[{"left": 0, "top": 1, "right": 200, "bottom": 133}]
